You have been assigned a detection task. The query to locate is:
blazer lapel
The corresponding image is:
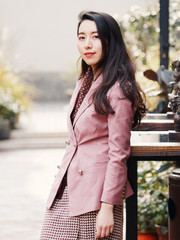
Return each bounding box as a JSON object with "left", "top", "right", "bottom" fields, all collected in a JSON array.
[
  {"left": 68, "top": 79, "right": 83, "bottom": 118},
  {"left": 66, "top": 79, "right": 82, "bottom": 138},
  {"left": 72, "top": 74, "right": 103, "bottom": 127}
]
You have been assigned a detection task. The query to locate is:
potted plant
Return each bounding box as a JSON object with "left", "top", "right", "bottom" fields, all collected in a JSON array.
[
  {"left": 138, "top": 161, "right": 172, "bottom": 240},
  {"left": 0, "top": 115, "right": 10, "bottom": 139},
  {"left": 0, "top": 65, "right": 36, "bottom": 130},
  {"left": 138, "top": 164, "right": 158, "bottom": 240},
  {"left": 150, "top": 176, "right": 168, "bottom": 240}
]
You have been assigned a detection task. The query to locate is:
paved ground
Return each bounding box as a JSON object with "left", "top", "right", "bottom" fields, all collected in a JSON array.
[
  {"left": 0, "top": 102, "right": 67, "bottom": 240},
  {"left": 0, "top": 149, "right": 65, "bottom": 240}
]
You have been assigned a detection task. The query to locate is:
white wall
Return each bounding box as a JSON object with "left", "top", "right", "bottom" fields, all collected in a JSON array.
[{"left": 0, "top": 0, "right": 157, "bottom": 72}]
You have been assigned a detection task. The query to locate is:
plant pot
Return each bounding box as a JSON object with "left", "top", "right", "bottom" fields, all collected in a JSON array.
[
  {"left": 155, "top": 225, "right": 168, "bottom": 240},
  {"left": 138, "top": 230, "right": 158, "bottom": 240},
  {"left": 0, "top": 119, "right": 10, "bottom": 139}
]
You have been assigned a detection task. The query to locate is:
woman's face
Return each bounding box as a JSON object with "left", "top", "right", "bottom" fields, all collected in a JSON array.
[{"left": 77, "top": 20, "right": 103, "bottom": 70}]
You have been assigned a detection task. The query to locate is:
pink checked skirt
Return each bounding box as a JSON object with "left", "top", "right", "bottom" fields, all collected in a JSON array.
[{"left": 40, "top": 186, "right": 123, "bottom": 239}]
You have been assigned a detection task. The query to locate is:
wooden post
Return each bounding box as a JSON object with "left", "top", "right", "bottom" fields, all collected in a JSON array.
[{"left": 160, "top": 0, "right": 169, "bottom": 68}]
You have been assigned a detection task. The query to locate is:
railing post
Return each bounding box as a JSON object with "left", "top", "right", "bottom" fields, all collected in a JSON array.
[{"left": 126, "top": 157, "right": 137, "bottom": 240}]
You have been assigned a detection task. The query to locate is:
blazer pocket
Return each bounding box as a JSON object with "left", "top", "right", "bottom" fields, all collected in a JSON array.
[{"left": 88, "top": 162, "right": 108, "bottom": 172}]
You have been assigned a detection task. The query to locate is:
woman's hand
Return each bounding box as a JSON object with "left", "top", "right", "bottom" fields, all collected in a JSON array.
[{"left": 96, "top": 202, "right": 114, "bottom": 239}]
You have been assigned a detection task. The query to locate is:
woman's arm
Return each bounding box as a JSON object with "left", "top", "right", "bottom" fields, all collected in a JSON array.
[
  {"left": 101, "top": 85, "right": 134, "bottom": 204},
  {"left": 96, "top": 84, "right": 134, "bottom": 238}
]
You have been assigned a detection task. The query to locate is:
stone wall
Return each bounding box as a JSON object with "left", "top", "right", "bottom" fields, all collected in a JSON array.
[{"left": 22, "top": 72, "right": 76, "bottom": 102}]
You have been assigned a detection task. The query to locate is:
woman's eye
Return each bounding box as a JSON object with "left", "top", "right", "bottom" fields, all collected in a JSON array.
[
  {"left": 93, "top": 35, "right": 99, "bottom": 39},
  {"left": 78, "top": 36, "right": 85, "bottom": 40}
]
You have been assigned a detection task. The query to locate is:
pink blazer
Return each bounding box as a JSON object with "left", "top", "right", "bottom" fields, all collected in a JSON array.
[{"left": 46, "top": 74, "right": 134, "bottom": 216}]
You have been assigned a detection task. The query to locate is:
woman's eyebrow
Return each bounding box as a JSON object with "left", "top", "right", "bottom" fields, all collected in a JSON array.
[{"left": 78, "top": 31, "right": 98, "bottom": 35}]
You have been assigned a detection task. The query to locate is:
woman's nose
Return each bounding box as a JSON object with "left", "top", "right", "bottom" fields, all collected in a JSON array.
[{"left": 84, "top": 37, "right": 92, "bottom": 49}]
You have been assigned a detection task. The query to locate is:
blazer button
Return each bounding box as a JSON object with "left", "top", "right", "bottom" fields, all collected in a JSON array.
[
  {"left": 65, "top": 140, "right": 70, "bottom": 145},
  {"left": 78, "top": 170, "right": 83, "bottom": 176},
  {"left": 73, "top": 144, "right": 76, "bottom": 148},
  {"left": 57, "top": 165, "right": 60, "bottom": 169}
]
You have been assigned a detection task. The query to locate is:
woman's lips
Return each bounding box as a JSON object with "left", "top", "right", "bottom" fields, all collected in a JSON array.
[{"left": 84, "top": 52, "right": 95, "bottom": 58}]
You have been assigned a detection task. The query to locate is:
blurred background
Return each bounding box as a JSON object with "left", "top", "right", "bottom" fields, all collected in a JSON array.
[{"left": 0, "top": 0, "right": 179, "bottom": 239}]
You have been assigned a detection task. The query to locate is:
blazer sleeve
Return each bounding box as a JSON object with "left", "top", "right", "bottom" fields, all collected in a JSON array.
[{"left": 101, "top": 84, "right": 134, "bottom": 205}]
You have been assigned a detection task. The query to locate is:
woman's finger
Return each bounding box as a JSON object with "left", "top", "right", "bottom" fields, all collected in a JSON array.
[
  {"left": 100, "top": 227, "right": 107, "bottom": 238},
  {"left": 104, "top": 227, "right": 110, "bottom": 237},
  {"left": 96, "top": 225, "right": 101, "bottom": 239},
  {"left": 110, "top": 225, "right": 114, "bottom": 234}
]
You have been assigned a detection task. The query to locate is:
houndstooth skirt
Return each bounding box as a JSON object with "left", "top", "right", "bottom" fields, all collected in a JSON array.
[{"left": 40, "top": 186, "right": 123, "bottom": 240}]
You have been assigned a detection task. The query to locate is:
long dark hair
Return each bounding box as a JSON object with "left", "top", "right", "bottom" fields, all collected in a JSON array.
[{"left": 77, "top": 11, "right": 147, "bottom": 128}]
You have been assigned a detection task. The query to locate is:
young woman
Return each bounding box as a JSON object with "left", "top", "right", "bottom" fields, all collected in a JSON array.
[{"left": 40, "top": 11, "right": 146, "bottom": 240}]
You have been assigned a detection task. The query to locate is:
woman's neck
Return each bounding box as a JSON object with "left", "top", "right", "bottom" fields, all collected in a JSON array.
[{"left": 93, "top": 68, "right": 102, "bottom": 82}]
